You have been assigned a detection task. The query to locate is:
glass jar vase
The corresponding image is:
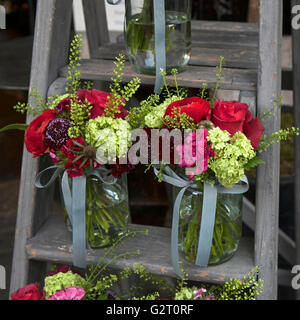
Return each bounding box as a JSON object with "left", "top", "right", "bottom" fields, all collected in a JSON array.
[
  {"left": 125, "top": 0, "right": 192, "bottom": 75},
  {"left": 178, "top": 186, "right": 243, "bottom": 266},
  {"left": 61, "top": 172, "right": 130, "bottom": 249}
]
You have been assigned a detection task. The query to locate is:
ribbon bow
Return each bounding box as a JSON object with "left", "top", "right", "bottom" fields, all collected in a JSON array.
[
  {"left": 35, "top": 166, "right": 117, "bottom": 269},
  {"left": 153, "top": 165, "right": 249, "bottom": 278},
  {"left": 107, "top": 0, "right": 166, "bottom": 94}
]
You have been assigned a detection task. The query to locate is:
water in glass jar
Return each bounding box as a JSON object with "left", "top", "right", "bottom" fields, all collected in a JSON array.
[{"left": 125, "top": 11, "right": 191, "bottom": 75}]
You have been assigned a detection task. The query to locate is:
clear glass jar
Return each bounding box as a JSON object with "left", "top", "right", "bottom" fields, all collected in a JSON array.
[
  {"left": 178, "top": 186, "right": 243, "bottom": 265},
  {"left": 61, "top": 172, "right": 130, "bottom": 249},
  {"left": 125, "top": 0, "right": 192, "bottom": 75}
]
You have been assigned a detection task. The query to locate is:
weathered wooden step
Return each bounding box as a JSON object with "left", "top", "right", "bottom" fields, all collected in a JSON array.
[
  {"left": 26, "top": 215, "right": 254, "bottom": 284},
  {"left": 92, "top": 43, "right": 258, "bottom": 70},
  {"left": 191, "top": 20, "right": 259, "bottom": 34},
  {"left": 59, "top": 59, "right": 257, "bottom": 91}
]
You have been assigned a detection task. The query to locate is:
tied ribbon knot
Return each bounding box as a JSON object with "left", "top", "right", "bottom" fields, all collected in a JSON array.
[
  {"left": 35, "top": 165, "right": 117, "bottom": 269},
  {"left": 107, "top": 0, "right": 166, "bottom": 94},
  {"left": 153, "top": 165, "right": 249, "bottom": 278}
]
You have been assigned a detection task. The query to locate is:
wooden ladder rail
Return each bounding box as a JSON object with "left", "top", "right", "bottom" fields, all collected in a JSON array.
[
  {"left": 9, "top": 0, "right": 73, "bottom": 295},
  {"left": 255, "top": 0, "right": 282, "bottom": 300}
]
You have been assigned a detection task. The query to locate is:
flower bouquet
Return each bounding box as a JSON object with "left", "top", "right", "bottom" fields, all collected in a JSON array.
[
  {"left": 126, "top": 63, "right": 299, "bottom": 274},
  {"left": 10, "top": 259, "right": 263, "bottom": 301},
  {"left": 1, "top": 35, "right": 141, "bottom": 268}
]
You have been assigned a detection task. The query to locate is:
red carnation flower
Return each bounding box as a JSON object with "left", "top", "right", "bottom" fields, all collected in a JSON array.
[
  {"left": 212, "top": 100, "right": 264, "bottom": 149},
  {"left": 76, "top": 89, "right": 128, "bottom": 120},
  {"left": 11, "top": 283, "right": 43, "bottom": 300},
  {"left": 61, "top": 137, "right": 87, "bottom": 177},
  {"left": 25, "top": 110, "right": 56, "bottom": 157},
  {"left": 164, "top": 97, "right": 211, "bottom": 125},
  {"left": 61, "top": 137, "right": 100, "bottom": 177}
]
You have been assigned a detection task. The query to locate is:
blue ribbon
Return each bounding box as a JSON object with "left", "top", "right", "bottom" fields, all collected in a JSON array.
[
  {"left": 108, "top": 0, "right": 166, "bottom": 94},
  {"left": 35, "top": 166, "right": 117, "bottom": 269},
  {"left": 154, "top": 165, "right": 249, "bottom": 278},
  {"left": 153, "top": 0, "right": 166, "bottom": 94}
]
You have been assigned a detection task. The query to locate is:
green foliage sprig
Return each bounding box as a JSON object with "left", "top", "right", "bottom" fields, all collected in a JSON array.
[
  {"left": 211, "top": 267, "right": 264, "bottom": 300},
  {"left": 257, "top": 127, "right": 300, "bottom": 153},
  {"left": 104, "top": 54, "right": 141, "bottom": 118},
  {"left": 162, "top": 108, "right": 196, "bottom": 130},
  {"left": 12, "top": 34, "right": 85, "bottom": 118},
  {"left": 13, "top": 87, "right": 49, "bottom": 117},
  {"left": 65, "top": 34, "right": 83, "bottom": 95},
  {"left": 258, "top": 96, "right": 282, "bottom": 122},
  {"left": 199, "top": 82, "right": 208, "bottom": 100},
  {"left": 161, "top": 68, "right": 188, "bottom": 100},
  {"left": 126, "top": 94, "right": 160, "bottom": 128},
  {"left": 175, "top": 263, "right": 189, "bottom": 293},
  {"left": 211, "top": 56, "right": 225, "bottom": 107},
  {"left": 68, "top": 99, "right": 93, "bottom": 138},
  {"left": 83, "top": 229, "right": 148, "bottom": 300}
]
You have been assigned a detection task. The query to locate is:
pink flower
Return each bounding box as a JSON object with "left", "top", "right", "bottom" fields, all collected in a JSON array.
[
  {"left": 176, "top": 129, "right": 211, "bottom": 179},
  {"left": 193, "top": 288, "right": 215, "bottom": 300},
  {"left": 49, "top": 150, "right": 60, "bottom": 165},
  {"left": 193, "top": 288, "right": 206, "bottom": 299},
  {"left": 48, "top": 287, "right": 85, "bottom": 300}
]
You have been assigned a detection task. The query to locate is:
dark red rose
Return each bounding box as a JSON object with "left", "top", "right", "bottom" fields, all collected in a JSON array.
[
  {"left": 212, "top": 100, "right": 249, "bottom": 135},
  {"left": 55, "top": 97, "right": 72, "bottom": 115},
  {"left": 244, "top": 117, "right": 265, "bottom": 150},
  {"left": 164, "top": 97, "right": 211, "bottom": 125},
  {"left": 11, "top": 283, "right": 43, "bottom": 300},
  {"left": 212, "top": 100, "right": 264, "bottom": 149},
  {"left": 47, "top": 265, "right": 72, "bottom": 277},
  {"left": 25, "top": 110, "right": 56, "bottom": 157},
  {"left": 47, "top": 265, "right": 82, "bottom": 277},
  {"left": 76, "top": 89, "right": 128, "bottom": 120}
]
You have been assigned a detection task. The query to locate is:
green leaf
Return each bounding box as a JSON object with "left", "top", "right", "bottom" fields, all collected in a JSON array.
[
  {"left": 0, "top": 123, "right": 28, "bottom": 133},
  {"left": 244, "top": 156, "right": 265, "bottom": 171}
]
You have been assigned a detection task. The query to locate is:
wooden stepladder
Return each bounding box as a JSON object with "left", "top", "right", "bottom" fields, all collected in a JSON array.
[{"left": 10, "top": 0, "right": 283, "bottom": 300}]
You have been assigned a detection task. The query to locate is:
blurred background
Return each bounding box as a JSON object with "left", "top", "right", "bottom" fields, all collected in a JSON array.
[{"left": 0, "top": 0, "right": 295, "bottom": 300}]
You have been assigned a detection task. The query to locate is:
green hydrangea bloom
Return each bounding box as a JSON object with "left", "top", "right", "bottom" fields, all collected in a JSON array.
[
  {"left": 209, "top": 157, "right": 245, "bottom": 188},
  {"left": 44, "top": 271, "right": 87, "bottom": 298},
  {"left": 174, "top": 287, "right": 194, "bottom": 300},
  {"left": 207, "top": 128, "right": 256, "bottom": 188},
  {"left": 206, "top": 127, "right": 231, "bottom": 152},
  {"left": 85, "top": 116, "right": 132, "bottom": 162},
  {"left": 231, "top": 131, "right": 256, "bottom": 160},
  {"left": 144, "top": 96, "right": 181, "bottom": 128}
]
